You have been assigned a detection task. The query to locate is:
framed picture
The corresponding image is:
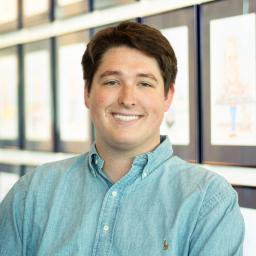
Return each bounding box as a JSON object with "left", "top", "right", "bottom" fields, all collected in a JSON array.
[
  {"left": 22, "top": 0, "right": 50, "bottom": 27},
  {"left": 24, "top": 40, "right": 54, "bottom": 151},
  {"left": 0, "top": 0, "right": 18, "bottom": 33},
  {"left": 92, "top": 0, "right": 135, "bottom": 10},
  {"left": 143, "top": 7, "right": 199, "bottom": 162},
  {"left": 55, "top": 0, "right": 89, "bottom": 19},
  {"left": 56, "top": 31, "right": 92, "bottom": 153},
  {"left": 201, "top": 0, "right": 256, "bottom": 166},
  {"left": 0, "top": 164, "right": 20, "bottom": 202},
  {"left": 0, "top": 47, "right": 19, "bottom": 148}
]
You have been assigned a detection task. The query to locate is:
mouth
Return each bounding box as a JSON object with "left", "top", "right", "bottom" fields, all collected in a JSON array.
[{"left": 112, "top": 113, "right": 142, "bottom": 122}]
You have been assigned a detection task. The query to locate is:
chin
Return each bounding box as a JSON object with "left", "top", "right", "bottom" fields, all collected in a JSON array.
[
  {"left": 111, "top": 137, "right": 139, "bottom": 148},
  {"left": 113, "top": 138, "right": 137, "bottom": 146}
]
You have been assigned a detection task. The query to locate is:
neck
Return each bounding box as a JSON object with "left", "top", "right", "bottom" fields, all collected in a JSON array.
[
  {"left": 95, "top": 137, "right": 161, "bottom": 183},
  {"left": 102, "top": 154, "right": 133, "bottom": 183},
  {"left": 95, "top": 145, "right": 134, "bottom": 183}
]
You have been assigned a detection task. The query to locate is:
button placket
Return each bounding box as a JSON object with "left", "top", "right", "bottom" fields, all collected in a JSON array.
[
  {"left": 92, "top": 186, "right": 122, "bottom": 256},
  {"left": 92, "top": 164, "right": 141, "bottom": 256}
]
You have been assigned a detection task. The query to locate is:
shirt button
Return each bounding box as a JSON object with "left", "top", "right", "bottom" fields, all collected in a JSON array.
[
  {"left": 112, "top": 191, "right": 117, "bottom": 197},
  {"left": 142, "top": 172, "right": 147, "bottom": 178},
  {"left": 103, "top": 225, "right": 109, "bottom": 232}
]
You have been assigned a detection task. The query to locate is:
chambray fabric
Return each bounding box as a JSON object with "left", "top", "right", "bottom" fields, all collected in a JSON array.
[{"left": 0, "top": 137, "right": 244, "bottom": 256}]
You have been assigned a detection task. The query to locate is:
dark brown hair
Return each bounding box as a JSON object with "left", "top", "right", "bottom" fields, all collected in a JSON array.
[{"left": 81, "top": 21, "right": 177, "bottom": 95}]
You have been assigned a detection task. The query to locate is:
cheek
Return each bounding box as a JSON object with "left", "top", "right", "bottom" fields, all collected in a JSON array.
[
  {"left": 151, "top": 101, "right": 167, "bottom": 123},
  {"left": 143, "top": 96, "right": 166, "bottom": 113},
  {"left": 89, "top": 92, "right": 115, "bottom": 119},
  {"left": 91, "top": 93, "right": 110, "bottom": 107}
]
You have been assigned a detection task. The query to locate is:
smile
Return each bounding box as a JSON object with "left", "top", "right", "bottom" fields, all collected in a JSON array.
[{"left": 112, "top": 113, "right": 141, "bottom": 121}]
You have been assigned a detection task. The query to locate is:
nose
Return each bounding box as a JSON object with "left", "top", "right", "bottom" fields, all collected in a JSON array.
[{"left": 118, "top": 85, "right": 136, "bottom": 107}]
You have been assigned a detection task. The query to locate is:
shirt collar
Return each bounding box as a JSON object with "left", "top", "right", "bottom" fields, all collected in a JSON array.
[
  {"left": 88, "top": 136, "right": 173, "bottom": 179},
  {"left": 88, "top": 142, "right": 104, "bottom": 177},
  {"left": 136, "top": 135, "right": 173, "bottom": 178}
]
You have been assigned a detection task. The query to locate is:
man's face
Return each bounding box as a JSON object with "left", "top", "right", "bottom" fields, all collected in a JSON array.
[{"left": 84, "top": 46, "right": 174, "bottom": 155}]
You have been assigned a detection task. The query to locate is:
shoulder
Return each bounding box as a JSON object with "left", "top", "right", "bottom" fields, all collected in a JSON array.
[
  {"left": 166, "top": 155, "right": 230, "bottom": 187},
  {"left": 30, "top": 153, "right": 88, "bottom": 178},
  {"left": 165, "top": 155, "right": 237, "bottom": 209},
  {"left": 35, "top": 153, "right": 88, "bottom": 175},
  {"left": 0, "top": 153, "right": 90, "bottom": 213},
  {"left": 9, "top": 153, "right": 89, "bottom": 198},
  {"left": 166, "top": 156, "right": 242, "bottom": 225}
]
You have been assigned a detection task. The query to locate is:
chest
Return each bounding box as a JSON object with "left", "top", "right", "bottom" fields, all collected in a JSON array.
[{"left": 26, "top": 181, "right": 200, "bottom": 256}]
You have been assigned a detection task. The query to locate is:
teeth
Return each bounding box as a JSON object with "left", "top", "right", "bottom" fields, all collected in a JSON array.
[{"left": 113, "top": 114, "right": 140, "bottom": 121}]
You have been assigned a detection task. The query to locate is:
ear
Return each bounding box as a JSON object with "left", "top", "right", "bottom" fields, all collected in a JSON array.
[
  {"left": 164, "top": 85, "right": 175, "bottom": 111},
  {"left": 84, "top": 82, "right": 90, "bottom": 109}
]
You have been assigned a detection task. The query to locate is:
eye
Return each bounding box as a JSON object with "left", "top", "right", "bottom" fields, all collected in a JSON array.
[
  {"left": 139, "top": 82, "right": 153, "bottom": 88},
  {"left": 103, "top": 80, "right": 119, "bottom": 86}
]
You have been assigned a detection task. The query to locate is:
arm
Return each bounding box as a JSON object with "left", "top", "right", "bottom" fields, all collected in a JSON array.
[
  {"left": 0, "top": 177, "right": 27, "bottom": 256},
  {"left": 189, "top": 180, "right": 245, "bottom": 256}
]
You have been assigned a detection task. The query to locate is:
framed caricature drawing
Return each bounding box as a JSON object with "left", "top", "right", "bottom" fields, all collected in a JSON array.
[{"left": 201, "top": 0, "right": 256, "bottom": 166}]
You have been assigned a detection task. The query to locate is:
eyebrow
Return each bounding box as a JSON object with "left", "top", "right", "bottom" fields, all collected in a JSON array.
[
  {"left": 99, "top": 70, "right": 121, "bottom": 79},
  {"left": 99, "top": 70, "right": 158, "bottom": 82},
  {"left": 137, "top": 73, "right": 158, "bottom": 82}
]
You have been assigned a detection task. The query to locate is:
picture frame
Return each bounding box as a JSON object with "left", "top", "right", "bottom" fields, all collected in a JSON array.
[
  {"left": 24, "top": 40, "right": 54, "bottom": 151},
  {"left": 201, "top": 0, "right": 256, "bottom": 166},
  {"left": 0, "top": 47, "right": 19, "bottom": 149},
  {"left": 143, "top": 7, "right": 200, "bottom": 162},
  {"left": 56, "top": 31, "right": 92, "bottom": 153}
]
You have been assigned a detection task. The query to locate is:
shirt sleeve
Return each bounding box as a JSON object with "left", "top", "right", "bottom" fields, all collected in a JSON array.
[
  {"left": 189, "top": 178, "right": 245, "bottom": 256},
  {"left": 0, "top": 176, "right": 28, "bottom": 256}
]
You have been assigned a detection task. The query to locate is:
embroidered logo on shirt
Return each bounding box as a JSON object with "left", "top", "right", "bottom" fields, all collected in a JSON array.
[{"left": 163, "top": 240, "right": 169, "bottom": 250}]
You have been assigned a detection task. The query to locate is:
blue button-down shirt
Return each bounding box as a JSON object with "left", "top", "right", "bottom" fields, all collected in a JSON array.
[{"left": 0, "top": 137, "right": 244, "bottom": 255}]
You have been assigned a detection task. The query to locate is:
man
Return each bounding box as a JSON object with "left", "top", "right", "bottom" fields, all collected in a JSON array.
[{"left": 0, "top": 22, "right": 244, "bottom": 255}]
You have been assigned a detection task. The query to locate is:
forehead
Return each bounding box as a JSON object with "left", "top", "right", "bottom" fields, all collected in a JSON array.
[
  {"left": 100, "top": 46, "right": 153, "bottom": 60},
  {"left": 95, "top": 46, "right": 162, "bottom": 76}
]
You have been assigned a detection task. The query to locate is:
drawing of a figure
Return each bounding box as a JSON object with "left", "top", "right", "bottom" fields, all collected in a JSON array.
[
  {"left": 218, "top": 37, "right": 246, "bottom": 137},
  {"left": 211, "top": 14, "right": 256, "bottom": 145}
]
